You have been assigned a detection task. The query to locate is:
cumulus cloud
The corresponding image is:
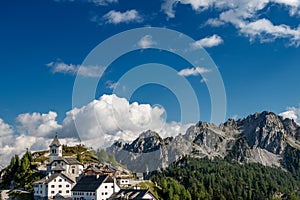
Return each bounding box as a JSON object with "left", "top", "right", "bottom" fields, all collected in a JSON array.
[
  {"left": 0, "top": 118, "right": 14, "bottom": 137},
  {"left": 191, "top": 34, "right": 224, "bottom": 48},
  {"left": 0, "top": 135, "right": 79, "bottom": 168},
  {"left": 16, "top": 111, "right": 62, "bottom": 137},
  {"left": 62, "top": 94, "right": 171, "bottom": 147},
  {"left": 0, "top": 94, "right": 191, "bottom": 165},
  {"left": 103, "top": 10, "right": 142, "bottom": 24},
  {"left": 47, "top": 62, "right": 105, "bottom": 78},
  {"left": 0, "top": 115, "right": 77, "bottom": 167},
  {"left": 178, "top": 67, "right": 211, "bottom": 77},
  {"left": 162, "top": 0, "right": 300, "bottom": 46},
  {"left": 280, "top": 107, "right": 300, "bottom": 124},
  {"left": 138, "top": 35, "right": 157, "bottom": 49}
]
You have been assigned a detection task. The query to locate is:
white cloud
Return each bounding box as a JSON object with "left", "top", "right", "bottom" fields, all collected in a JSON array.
[
  {"left": 178, "top": 67, "right": 211, "bottom": 77},
  {"left": 103, "top": 10, "right": 142, "bottom": 24},
  {"left": 0, "top": 118, "right": 14, "bottom": 137},
  {"left": 0, "top": 94, "right": 193, "bottom": 166},
  {"left": 205, "top": 18, "right": 225, "bottom": 27},
  {"left": 105, "top": 80, "right": 119, "bottom": 90},
  {"left": 191, "top": 34, "right": 224, "bottom": 48},
  {"left": 280, "top": 107, "right": 300, "bottom": 124},
  {"left": 16, "top": 111, "right": 62, "bottom": 137},
  {"left": 162, "top": 0, "right": 300, "bottom": 46},
  {"left": 138, "top": 35, "right": 157, "bottom": 49},
  {"left": 0, "top": 115, "right": 77, "bottom": 167},
  {"left": 62, "top": 94, "right": 170, "bottom": 147},
  {"left": 0, "top": 134, "right": 78, "bottom": 168},
  {"left": 240, "top": 19, "right": 300, "bottom": 45},
  {"left": 47, "top": 62, "right": 105, "bottom": 78}
]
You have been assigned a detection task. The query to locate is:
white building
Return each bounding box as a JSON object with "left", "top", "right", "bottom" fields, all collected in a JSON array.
[
  {"left": 109, "top": 189, "right": 158, "bottom": 200},
  {"left": 49, "top": 134, "right": 62, "bottom": 162},
  {"left": 118, "top": 178, "right": 131, "bottom": 187},
  {"left": 47, "top": 135, "right": 84, "bottom": 175},
  {"left": 33, "top": 173, "right": 75, "bottom": 200},
  {"left": 47, "top": 157, "right": 84, "bottom": 175},
  {"left": 33, "top": 134, "right": 83, "bottom": 200},
  {"left": 72, "top": 174, "right": 120, "bottom": 200}
]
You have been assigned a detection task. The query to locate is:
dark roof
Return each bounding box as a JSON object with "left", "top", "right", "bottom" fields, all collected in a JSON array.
[
  {"left": 51, "top": 165, "right": 65, "bottom": 172},
  {"left": 65, "top": 157, "right": 82, "bottom": 165},
  {"left": 71, "top": 175, "right": 113, "bottom": 192},
  {"left": 85, "top": 165, "right": 101, "bottom": 173},
  {"left": 49, "top": 134, "right": 61, "bottom": 147},
  {"left": 33, "top": 173, "right": 74, "bottom": 185},
  {"left": 109, "top": 189, "right": 157, "bottom": 200},
  {"left": 49, "top": 157, "right": 83, "bottom": 166}
]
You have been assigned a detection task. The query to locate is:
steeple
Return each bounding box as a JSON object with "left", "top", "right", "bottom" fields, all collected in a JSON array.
[
  {"left": 49, "top": 133, "right": 62, "bottom": 162},
  {"left": 49, "top": 133, "right": 61, "bottom": 147}
]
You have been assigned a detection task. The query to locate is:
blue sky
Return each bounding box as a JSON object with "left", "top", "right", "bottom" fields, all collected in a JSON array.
[{"left": 0, "top": 0, "right": 300, "bottom": 150}]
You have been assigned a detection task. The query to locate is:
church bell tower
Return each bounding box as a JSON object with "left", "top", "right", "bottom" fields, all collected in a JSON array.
[{"left": 49, "top": 133, "right": 62, "bottom": 162}]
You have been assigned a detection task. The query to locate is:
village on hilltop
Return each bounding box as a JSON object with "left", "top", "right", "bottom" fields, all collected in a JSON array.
[{"left": 32, "top": 135, "right": 158, "bottom": 200}]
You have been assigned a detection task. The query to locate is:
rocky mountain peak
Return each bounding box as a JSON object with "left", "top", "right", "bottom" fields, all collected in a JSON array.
[
  {"left": 138, "top": 130, "right": 161, "bottom": 139},
  {"left": 121, "top": 130, "right": 163, "bottom": 154},
  {"left": 108, "top": 111, "right": 300, "bottom": 173}
]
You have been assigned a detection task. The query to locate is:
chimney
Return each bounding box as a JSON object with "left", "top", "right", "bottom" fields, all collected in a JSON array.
[{"left": 113, "top": 176, "right": 117, "bottom": 193}]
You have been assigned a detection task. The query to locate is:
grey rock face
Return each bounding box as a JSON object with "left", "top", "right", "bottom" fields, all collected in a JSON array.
[{"left": 107, "top": 111, "right": 300, "bottom": 172}]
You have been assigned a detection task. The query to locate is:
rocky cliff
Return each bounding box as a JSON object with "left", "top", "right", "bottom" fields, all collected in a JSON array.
[{"left": 107, "top": 111, "right": 300, "bottom": 173}]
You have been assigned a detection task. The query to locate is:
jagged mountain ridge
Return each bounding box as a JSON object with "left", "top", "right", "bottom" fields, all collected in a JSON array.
[{"left": 107, "top": 111, "right": 300, "bottom": 173}]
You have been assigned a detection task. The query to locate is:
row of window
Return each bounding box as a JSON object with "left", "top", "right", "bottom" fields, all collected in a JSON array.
[
  {"left": 73, "top": 192, "right": 95, "bottom": 196},
  {"left": 34, "top": 189, "right": 70, "bottom": 194},
  {"left": 51, "top": 190, "right": 70, "bottom": 194},
  {"left": 50, "top": 184, "right": 70, "bottom": 188},
  {"left": 53, "top": 178, "right": 67, "bottom": 182}
]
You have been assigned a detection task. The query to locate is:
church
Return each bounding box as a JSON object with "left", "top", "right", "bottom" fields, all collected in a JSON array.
[
  {"left": 46, "top": 134, "right": 84, "bottom": 175},
  {"left": 33, "top": 134, "right": 83, "bottom": 200}
]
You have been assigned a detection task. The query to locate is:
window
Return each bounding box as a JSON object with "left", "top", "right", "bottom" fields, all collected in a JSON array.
[
  {"left": 111, "top": 186, "right": 114, "bottom": 188},
  {"left": 59, "top": 179, "right": 62, "bottom": 182},
  {"left": 59, "top": 190, "right": 62, "bottom": 194},
  {"left": 66, "top": 190, "right": 70, "bottom": 193},
  {"left": 51, "top": 191, "right": 54, "bottom": 194},
  {"left": 59, "top": 185, "right": 62, "bottom": 188},
  {"left": 105, "top": 192, "right": 108, "bottom": 195},
  {"left": 105, "top": 186, "right": 107, "bottom": 188},
  {"left": 66, "top": 184, "right": 70, "bottom": 187},
  {"left": 51, "top": 185, "right": 55, "bottom": 188},
  {"left": 102, "top": 192, "right": 104, "bottom": 195}
]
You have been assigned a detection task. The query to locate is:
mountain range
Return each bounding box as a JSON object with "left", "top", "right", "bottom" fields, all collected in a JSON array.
[{"left": 107, "top": 111, "right": 300, "bottom": 173}]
